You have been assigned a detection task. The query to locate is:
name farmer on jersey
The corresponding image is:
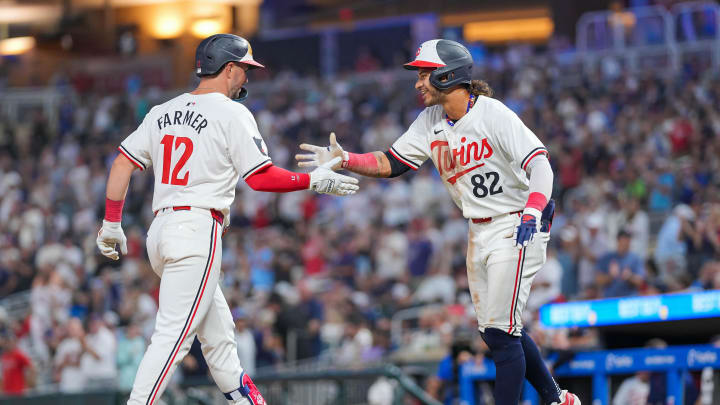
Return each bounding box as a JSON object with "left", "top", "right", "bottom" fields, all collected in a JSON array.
[{"left": 156, "top": 107, "right": 208, "bottom": 135}]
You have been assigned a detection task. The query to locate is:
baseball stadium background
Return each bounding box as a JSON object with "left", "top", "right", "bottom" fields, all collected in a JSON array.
[{"left": 2, "top": 0, "right": 720, "bottom": 404}]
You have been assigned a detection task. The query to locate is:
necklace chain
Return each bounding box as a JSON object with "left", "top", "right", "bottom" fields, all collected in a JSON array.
[{"left": 445, "top": 94, "right": 476, "bottom": 127}]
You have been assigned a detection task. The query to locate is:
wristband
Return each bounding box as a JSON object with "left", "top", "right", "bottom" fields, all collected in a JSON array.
[
  {"left": 342, "top": 152, "right": 378, "bottom": 170},
  {"left": 105, "top": 198, "right": 125, "bottom": 222},
  {"left": 525, "top": 192, "right": 548, "bottom": 212}
]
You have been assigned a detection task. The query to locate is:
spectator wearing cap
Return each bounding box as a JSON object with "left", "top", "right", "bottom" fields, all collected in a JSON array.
[
  {"left": 595, "top": 230, "right": 645, "bottom": 297},
  {"left": 233, "top": 308, "right": 256, "bottom": 376}
]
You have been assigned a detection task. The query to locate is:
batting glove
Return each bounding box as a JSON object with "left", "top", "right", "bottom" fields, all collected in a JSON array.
[
  {"left": 96, "top": 220, "right": 128, "bottom": 260},
  {"left": 296, "top": 132, "right": 347, "bottom": 170},
  {"left": 514, "top": 207, "right": 541, "bottom": 249},
  {"left": 540, "top": 199, "right": 556, "bottom": 233},
  {"left": 309, "top": 157, "right": 359, "bottom": 196}
]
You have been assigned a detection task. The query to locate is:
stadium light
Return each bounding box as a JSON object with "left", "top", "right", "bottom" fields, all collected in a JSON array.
[
  {"left": 152, "top": 14, "right": 183, "bottom": 39},
  {"left": 0, "top": 5, "right": 61, "bottom": 24},
  {"left": 464, "top": 17, "right": 554, "bottom": 44},
  {"left": 0, "top": 36, "right": 36, "bottom": 55},
  {"left": 191, "top": 18, "right": 222, "bottom": 38}
]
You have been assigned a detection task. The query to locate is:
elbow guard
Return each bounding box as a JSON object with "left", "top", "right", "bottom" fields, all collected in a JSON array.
[{"left": 383, "top": 151, "right": 412, "bottom": 178}]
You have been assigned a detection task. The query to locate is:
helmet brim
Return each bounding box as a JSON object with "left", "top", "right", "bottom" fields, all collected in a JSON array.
[
  {"left": 403, "top": 60, "right": 445, "bottom": 70},
  {"left": 239, "top": 59, "right": 265, "bottom": 69}
]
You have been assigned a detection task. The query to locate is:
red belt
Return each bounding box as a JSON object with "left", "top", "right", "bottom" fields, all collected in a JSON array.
[
  {"left": 155, "top": 206, "right": 224, "bottom": 224},
  {"left": 472, "top": 210, "right": 523, "bottom": 224}
]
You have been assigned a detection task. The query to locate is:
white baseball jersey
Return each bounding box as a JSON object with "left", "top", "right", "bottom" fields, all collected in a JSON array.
[
  {"left": 390, "top": 95, "right": 548, "bottom": 219},
  {"left": 118, "top": 92, "right": 272, "bottom": 218}
]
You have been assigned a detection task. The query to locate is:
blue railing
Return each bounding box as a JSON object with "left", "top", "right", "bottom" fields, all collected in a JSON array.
[{"left": 460, "top": 345, "right": 720, "bottom": 405}]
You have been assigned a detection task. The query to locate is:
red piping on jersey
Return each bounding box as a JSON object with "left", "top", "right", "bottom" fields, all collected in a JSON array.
[
  {"left": 446, "top": 163, "right": 484, "bottom": 184},
  {"left": 245, "top": 164, "right": 310, "bottom": 192},
  {"left": 118, "top": 147, "right": 144, "bottom": 171},
  {"left": 148, "top": 222, "right": 218, "bottom": 405},
  {"left": 508, "top": 248, "right": 524, "bottom": 334},
  {"left": 388, "top": 149, "right": 417, "bottom": 170},
  {"left": 522, "top": 150, "right": 548, "bottom": 171}
]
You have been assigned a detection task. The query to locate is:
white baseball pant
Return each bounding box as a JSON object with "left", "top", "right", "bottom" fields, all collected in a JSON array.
[
  {"left": 466, "top": 212, "right": 548, "bottom": 336},
  {"left": 127, "top": 207, "right": 250, "bottom": 405}
]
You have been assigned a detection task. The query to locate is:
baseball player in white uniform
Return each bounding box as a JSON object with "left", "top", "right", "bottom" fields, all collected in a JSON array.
[
  {"left": 96, "top": 34, "right": 358, "bottom": 405},
  {"left": 297, "top": 39, "right": 580, "bottom": 405}
]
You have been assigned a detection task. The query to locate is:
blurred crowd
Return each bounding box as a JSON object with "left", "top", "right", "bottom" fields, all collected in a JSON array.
[{"left": 2, "top": 43, "right": 720, "bottom": 396}]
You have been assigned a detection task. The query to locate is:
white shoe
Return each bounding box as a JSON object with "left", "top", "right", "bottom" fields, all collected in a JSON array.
[{"left": 551, "top": 390, "right": 581, "bottom": 405}]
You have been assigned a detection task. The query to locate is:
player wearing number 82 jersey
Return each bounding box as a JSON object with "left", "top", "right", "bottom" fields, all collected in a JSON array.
[{"left": 297, "top": 39, "right": 580, "bottom": 405}]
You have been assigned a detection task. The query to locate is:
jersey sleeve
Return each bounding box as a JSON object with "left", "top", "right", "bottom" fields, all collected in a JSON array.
[
  {"left": 389, "top": 109, "right": 432, "bottom": 170},
  {"left": 227, "top": 105, "right": 273, "bottom": 180},
  {"left": 118, "top": 112, "right": 154, "bottom": 171},
  {"left": 493, "top": 103, "right": 548, "bottom": 172}
]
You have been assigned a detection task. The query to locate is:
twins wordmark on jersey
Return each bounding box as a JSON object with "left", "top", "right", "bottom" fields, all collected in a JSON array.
[{"left": 431, "top": 136, "right": 494, "bottom": 185}]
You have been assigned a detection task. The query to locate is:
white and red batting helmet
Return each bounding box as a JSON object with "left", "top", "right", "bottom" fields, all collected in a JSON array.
[{"left": 404, "top": 39, "right": 474, "bottom": 91}]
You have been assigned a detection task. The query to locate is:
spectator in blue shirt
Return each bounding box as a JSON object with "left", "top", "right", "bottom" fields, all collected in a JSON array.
[
  {"left": 426, "top": 333, "right": 488, "bottom": 405},
  {"left": 595, "top": 229, "right": 645, "bottom": 297}
]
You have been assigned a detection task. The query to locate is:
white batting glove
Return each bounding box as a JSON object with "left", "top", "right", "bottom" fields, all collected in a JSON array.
[
  {"left": 96, "top": 220, "right": 128, "bottom": 260},
  {"left": 296, "top": 132, "right": 348, "bottom": 170},
  {"left": 309, "top": 157, "right": 359, "bottom": 196}
]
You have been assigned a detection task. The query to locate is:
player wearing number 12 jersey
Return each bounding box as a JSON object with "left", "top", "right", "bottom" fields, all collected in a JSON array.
[
  {"left": 95, "top": 34, "right": 358, "bottom": 405},
  {"left": 297, "top": 39, "right": 580, "bottom": 405}
]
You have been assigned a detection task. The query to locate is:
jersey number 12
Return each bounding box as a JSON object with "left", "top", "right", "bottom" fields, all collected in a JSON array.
[{"left": 160, "top": 134, "right": 193, "bottom": 185}]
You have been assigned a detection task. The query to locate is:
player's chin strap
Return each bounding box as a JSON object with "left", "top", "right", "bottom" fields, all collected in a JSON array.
[{"left": 233, "top": 87, "right": 249, "bottom": 102}]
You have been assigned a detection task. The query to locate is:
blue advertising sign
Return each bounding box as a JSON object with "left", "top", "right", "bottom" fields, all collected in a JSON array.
[{"left": 539, "top": 290, "right": 720, "bottom": 328}]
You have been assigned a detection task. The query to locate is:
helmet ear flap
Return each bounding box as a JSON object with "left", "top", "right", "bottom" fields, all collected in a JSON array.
[{"left": 234, "top": 87, "right": 249, "bottom": 102}]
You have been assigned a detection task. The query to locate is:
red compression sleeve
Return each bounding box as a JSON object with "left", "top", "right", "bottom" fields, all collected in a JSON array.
[
  {"left": 342, "top": 152, "right": 378, "bottom": 171},
  {"left": 245, "top": 164, "right": 310, "bottom": 192},
  {"left": 525, "top": 192, "right": 548, "bottom": 212},
  {"left": 105, "top": 198, "right": 125, "bottom": 222}
]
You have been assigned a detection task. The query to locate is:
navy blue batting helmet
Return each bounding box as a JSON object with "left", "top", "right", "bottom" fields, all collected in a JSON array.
[
  {"left": 404, "top": 39, "right": 473, "bottom": 91},
  {"left": 195, "top": 34, "right": 264, "bottom": 101}
]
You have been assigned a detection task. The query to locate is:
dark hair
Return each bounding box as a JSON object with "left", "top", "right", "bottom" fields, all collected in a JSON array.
[
  {"left": 468, "top": 79, "right": 493, "bottom": 97},
  {"left": 201, "top": 61, "right": 241, "bottom": 79}
]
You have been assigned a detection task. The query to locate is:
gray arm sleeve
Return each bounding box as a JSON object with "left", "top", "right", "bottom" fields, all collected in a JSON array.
[{"left": 525, "top": 155, "right": 553, "bottom": 201}]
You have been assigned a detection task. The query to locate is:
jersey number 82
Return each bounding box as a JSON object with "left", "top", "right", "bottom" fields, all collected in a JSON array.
[{"left": 471, "top": 171, "right": 503, "bottom": 198}]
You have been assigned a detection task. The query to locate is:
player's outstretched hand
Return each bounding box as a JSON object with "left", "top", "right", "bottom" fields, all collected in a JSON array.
[
  {"left": 309, "top": 157, "right": 359, "bottom": 196},
  {"left": 96, "top": 220, "right": 128, "bottom": 260},
  {"left": 296, "top": 132, "right": 346, "bottom": 170}
]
